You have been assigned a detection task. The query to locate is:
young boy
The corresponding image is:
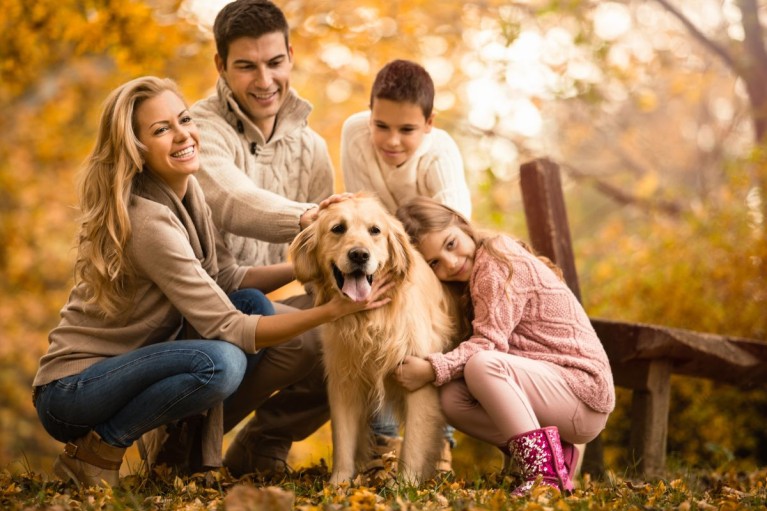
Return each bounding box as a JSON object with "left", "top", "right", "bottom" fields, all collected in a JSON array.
[
  {"left": 341, "top": 59, "right": 472, "bottom": 219},
  {"left": 341, "top": 59, "right": 471, "bottom": 472}
]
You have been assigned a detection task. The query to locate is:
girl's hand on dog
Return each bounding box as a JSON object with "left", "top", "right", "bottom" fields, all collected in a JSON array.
[{"left": 394, "top": 355, "right": 436, "bottom": 391}]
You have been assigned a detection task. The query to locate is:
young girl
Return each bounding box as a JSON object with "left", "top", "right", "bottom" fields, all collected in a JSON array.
[
  {"left": 394, "top": 197, "right": 614, "bottom": 495},
  {"left": 32, "top": 76, "right": 391, "bottom": 488}
]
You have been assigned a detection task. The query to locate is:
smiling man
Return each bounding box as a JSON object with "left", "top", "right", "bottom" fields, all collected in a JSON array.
[
  {"left": 216, "top": 33, "right": 293, "bottom": 143},
  {"left": 185, "top": 0, "right": 335, "bottom": 478},
  {"left": 193, "top": 0, "right": 333, "bottom": 267}
]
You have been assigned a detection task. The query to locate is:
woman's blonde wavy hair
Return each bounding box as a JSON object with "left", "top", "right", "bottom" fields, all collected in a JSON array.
[
  {"left": 74, "top": 76, "right": 182, "bottom": 317},
  {"left": 396, "top": 196, "right": 564, "bottom": 339}
]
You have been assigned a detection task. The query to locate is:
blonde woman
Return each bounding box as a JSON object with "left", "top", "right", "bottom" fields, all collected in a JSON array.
[{"left": 32, "top": 76, "right": 390, "bottom": 488}]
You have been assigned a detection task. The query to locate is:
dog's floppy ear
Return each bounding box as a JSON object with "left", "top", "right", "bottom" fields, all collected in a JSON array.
[
  {"left": 289, "top": 222, "right": 321, "bottom": 283},
  {"left": 386, "top": 216, "right": 415, "bottom": 280}
]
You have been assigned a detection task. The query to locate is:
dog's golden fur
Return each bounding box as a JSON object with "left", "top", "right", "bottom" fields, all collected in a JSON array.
[{"left": 289, "top": 194, "right": 457, "bottom": 484}]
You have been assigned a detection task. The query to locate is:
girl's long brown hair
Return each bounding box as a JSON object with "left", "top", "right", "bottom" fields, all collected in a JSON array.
[{"left": 396, "top": 197, "right": 563, "bottom": 338}]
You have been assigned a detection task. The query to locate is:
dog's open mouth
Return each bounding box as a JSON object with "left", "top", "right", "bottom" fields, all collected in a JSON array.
[{"left": 333, "top": 264, "right": 374, "bottom": 302}]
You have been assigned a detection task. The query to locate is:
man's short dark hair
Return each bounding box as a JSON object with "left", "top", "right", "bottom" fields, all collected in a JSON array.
[
  {"left": 369, "top": 60, "right": 435, "bottom": 119},
  {"left": 214, "top": 0, "right": 290, "bottom": 67}
]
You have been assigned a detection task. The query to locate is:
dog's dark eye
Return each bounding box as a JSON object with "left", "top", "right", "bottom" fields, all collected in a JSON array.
[
  {"left": 331, "top": 223, "right": 346, "bottom": 234},
  {"left": 369, "top": 225, "right": 381, "bottom": 235}
]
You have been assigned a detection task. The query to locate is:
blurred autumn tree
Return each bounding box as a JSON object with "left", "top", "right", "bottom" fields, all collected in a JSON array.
[
  {"left": 0, "top": 0, "right": 216, "bottom": 473},
  {"left": 1, "top": 0, "right": 765, "bottom": 478},
  {"left": 442, "top": 0, "right": 767, "bottom": 469}
]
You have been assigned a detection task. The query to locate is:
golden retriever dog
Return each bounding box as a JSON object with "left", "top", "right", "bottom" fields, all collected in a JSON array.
[{"left": 289, "top": 194, "right": 457, "bottom": 484}]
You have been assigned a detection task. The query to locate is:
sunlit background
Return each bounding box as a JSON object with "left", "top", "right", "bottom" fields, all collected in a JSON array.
[{"left": 184, "top": 0, "right": 756, "bottom": 187}]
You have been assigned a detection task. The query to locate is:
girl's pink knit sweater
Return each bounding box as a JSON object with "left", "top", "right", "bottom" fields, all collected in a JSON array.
[{"left": 427, "top": 235, "right": 615, "bottom": 413}]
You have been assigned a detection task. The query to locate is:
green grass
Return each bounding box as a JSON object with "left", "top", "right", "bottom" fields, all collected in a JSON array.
[{"left": 3, "top": 463, "right": 767, "bottom": 510}]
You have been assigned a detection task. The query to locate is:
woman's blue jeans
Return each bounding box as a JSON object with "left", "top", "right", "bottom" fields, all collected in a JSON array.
[{"left": 34, "top": 289, "right": 274, "bottom": 448}]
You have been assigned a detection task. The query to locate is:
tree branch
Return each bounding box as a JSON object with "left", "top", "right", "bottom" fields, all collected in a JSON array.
[
  {"left": 561, "top": 163, "right": 684, "bottom": 217},
  {"left": 737, "top": 0, "right": 767, "bottom": 65},
  {"left": 734, "top": 0, "right": 767, "bottom": 144},
  {"left": 650, "top": 0, "right": 739, "bottom": 74}
]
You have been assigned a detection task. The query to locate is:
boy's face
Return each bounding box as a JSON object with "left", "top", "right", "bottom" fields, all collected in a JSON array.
[
  {"left": 215, "top": 32, "right": 293, "bottom": 140},
  {"left": 369, "top": 98, "right": 434, "bottom": 167}
]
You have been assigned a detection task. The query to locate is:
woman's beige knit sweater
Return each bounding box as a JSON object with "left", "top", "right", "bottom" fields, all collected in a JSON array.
[{"left": 34, "top": 175, "right": 260, "bottom": 387}]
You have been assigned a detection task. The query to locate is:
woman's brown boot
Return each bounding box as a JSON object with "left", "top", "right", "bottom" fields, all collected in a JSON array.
[{"left": 53, "top": 430, "right": 126, "bottom": 488}]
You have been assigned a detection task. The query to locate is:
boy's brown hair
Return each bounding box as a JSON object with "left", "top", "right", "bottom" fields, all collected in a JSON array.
[{"left": 369, "top": 60, "right": 435, "bottom": 119}]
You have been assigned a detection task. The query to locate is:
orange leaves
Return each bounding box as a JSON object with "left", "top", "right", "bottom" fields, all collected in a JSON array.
[
  {"left": 0, "top": 0, "right": 205, "bottom": 103},
  {"left": 2, "top": 466, "right": 767, "bottom": 510},
  {"left": 224, "top": 485, "right": 295, "bottom": 511}
]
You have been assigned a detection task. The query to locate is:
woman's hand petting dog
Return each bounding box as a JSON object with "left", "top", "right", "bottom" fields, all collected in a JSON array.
[
  {"left": 326, "top": 271, "right": 395, "bottom": 319},
  {"left": 395, "top": 355, "right": 436, "bottom": 391}
]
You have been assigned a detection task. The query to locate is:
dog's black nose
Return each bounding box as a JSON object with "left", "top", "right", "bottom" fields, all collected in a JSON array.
[{"left": 348, "top": 247, "right": 370, "bottom": 264}]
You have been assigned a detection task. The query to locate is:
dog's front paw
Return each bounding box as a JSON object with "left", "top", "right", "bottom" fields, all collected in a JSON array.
[
  {"left": 399, "top": 468, "right": 425, "bottom": 486},
  {"left": 328, "top": 470, "right": 355, "bottom": 486}
]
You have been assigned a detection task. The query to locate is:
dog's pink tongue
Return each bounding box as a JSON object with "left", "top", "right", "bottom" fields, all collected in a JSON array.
[{"left": 342, "top": 273, "right": 372, "bottom": 302}]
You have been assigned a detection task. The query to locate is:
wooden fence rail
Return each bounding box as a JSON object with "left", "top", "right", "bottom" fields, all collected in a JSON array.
[{"left": 519, "top": 158, "right": 767, "bottom": 477}]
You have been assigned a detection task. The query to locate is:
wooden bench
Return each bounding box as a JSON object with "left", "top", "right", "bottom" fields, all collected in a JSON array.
[{"left": 518, "top": 158, "right": 767, "bottom": 477}]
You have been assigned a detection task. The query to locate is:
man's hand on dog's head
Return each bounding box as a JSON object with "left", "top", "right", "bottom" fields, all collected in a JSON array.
[
  {"left": 319, "top": 193, "right": 355, "bottom": 210},
  {"left": 300, "top": 193, "right": 356, "bottom": 230}
]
